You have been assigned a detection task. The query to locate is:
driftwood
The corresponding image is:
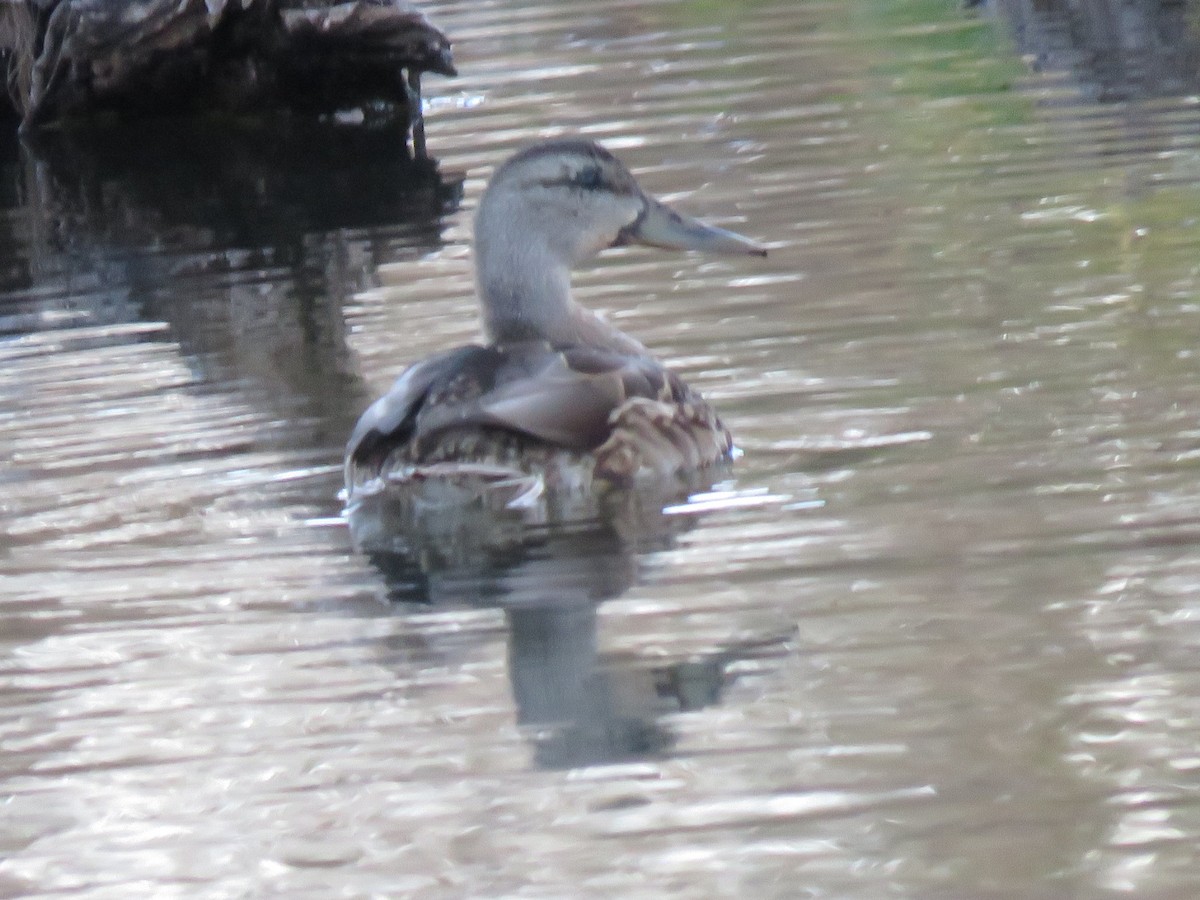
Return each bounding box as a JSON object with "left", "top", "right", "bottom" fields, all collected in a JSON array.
[{"left": 1, "top": 0, "right": 456, "bottom": 132}]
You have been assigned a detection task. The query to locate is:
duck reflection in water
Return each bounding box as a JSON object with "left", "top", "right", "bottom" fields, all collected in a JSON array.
[
  {"left": 345, "top": 140, "right": 772, "bottom": 767},
  {"left": 352, "top": 489, "right": 785, "bottom": 770}
]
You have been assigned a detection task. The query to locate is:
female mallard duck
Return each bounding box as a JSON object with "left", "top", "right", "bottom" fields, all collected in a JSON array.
[{"left": 344, "top": 139, "right": 765, "bottom": 503}]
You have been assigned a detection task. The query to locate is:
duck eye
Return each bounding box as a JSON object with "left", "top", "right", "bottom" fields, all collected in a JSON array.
[{"left": 574, "top": 167, "right": 604, "bottom": 191}]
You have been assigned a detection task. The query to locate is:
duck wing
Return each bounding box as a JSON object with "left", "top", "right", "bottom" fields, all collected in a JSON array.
[
  {"left": 345, "top": 340, "right": 734, "bottom": 495},
  {"left": 448, "top": 351, "right": 626, "bottom": 449},
  {"left": 345, "top": 344, "right": 487, "bottom": 478},
  {"left": 346, "top": 342, "right": 696, "bottom": 473},
  {"left": 414, "top": 342, "right": 680, "bottom": 450}
]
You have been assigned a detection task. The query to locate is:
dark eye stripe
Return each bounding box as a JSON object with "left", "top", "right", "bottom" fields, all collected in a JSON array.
[
  {"left": 533, "top": 167, "right": 608, "bottom": 192},
  {"left": 574, "top": 167, "right": 604, "bottom": 190}
]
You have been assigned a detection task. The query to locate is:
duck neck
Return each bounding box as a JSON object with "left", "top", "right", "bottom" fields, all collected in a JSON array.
[{"left": 475, "top": 230, "right": 646, "bottom": 356}]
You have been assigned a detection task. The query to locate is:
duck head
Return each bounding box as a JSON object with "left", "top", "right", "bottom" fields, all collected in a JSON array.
[{"left": 473, "top": 139, "right": 765, "bottom": 350}]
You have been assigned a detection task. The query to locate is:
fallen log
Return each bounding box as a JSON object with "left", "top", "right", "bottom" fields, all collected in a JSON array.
[{"left": 1, "top": 0, "right": 456, "bottom": 133}]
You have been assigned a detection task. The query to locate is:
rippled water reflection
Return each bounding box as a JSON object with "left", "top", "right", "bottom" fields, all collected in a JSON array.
[{"left": 4, "top": 0, "right": 1200, "bottom": 896}]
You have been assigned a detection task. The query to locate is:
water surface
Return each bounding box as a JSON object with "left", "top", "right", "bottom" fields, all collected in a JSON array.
[{"left": 3, "top": 1, "right": 1200, "bottom": 896}]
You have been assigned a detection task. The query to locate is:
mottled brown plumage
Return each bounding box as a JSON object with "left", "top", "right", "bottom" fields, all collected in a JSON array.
[{"left": 345, "top": 139, "right": 764, "bottom": 501}]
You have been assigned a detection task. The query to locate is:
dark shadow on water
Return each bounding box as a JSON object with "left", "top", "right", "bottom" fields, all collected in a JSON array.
[
  {"left": 349, "top": 486, "right": 789, "bottom": 770},
  {"left": 0, "top": 117, "right": 464, "bottom": 457},
  {"left": 12, "top": 117, "right": 459, "bottom": 252}
]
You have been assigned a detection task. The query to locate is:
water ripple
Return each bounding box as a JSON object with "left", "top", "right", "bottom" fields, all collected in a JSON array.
[{"left": 3, "top": 0, "right": 1200, "bottom": 896}]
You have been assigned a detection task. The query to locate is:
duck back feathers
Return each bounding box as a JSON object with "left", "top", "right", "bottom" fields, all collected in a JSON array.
[{"left": 345, "top": 341, "right": 732, "bottom": 493}]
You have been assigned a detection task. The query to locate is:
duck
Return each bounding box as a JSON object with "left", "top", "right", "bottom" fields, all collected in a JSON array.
[{"left": 344, "top": 138, "right": 765, "bottom": 505}]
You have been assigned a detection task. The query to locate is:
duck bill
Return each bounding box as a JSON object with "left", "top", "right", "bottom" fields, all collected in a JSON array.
[{"left": 620, "top": 196, "right": 767, "bottom": 257}]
